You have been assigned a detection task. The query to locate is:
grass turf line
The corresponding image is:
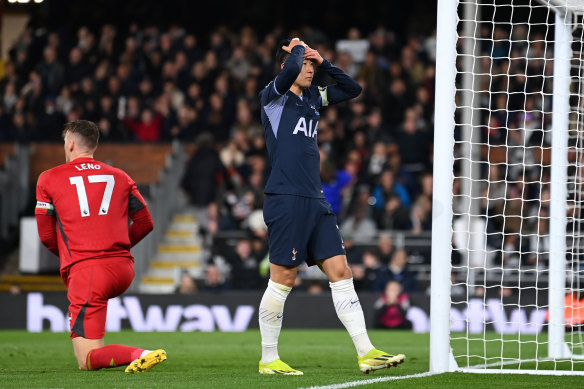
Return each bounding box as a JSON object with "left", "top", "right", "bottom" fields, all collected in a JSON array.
[{"left": 1, "top": 330, "right": 583, "bottom": 388}]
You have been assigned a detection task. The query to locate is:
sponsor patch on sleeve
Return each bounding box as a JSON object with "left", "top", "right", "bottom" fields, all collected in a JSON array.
[
  {"left": 35, "top": 201, "right": 55, "bottom": 215},
  {"left": 36, "top": 201, "right": 54, "bottom": 210}
]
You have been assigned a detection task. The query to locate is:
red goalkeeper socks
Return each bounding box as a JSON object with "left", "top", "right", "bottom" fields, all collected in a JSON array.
[{"left": 86, "top": 345, "right": 144, "bottom": 370}]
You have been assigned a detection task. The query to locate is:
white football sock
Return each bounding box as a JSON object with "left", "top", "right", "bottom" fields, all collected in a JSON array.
[
  {"left": 330, "top": 277, "right": 374, "bottom": 357},
  {"left": 140, "top": 350, "right": 152, "bottom": 358},
  {"left": 259, "top": 279, "right": 291, "bottom": 363}
]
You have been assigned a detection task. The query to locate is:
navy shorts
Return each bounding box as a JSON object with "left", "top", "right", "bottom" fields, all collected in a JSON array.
[{"left": 263, "top": 194, "right": 346, "bottom": 267}]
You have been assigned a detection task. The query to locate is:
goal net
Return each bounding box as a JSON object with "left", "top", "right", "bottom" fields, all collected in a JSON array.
[{"left": 431, "top": 0, "right": 584, "bottom": 375}]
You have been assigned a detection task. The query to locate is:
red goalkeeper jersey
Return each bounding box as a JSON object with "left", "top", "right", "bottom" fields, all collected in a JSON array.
[{"left": 35, "top": 157, "right": 153, "bottom": 275}]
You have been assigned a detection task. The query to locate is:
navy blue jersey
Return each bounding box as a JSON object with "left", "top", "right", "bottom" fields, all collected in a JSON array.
[{"left": 260, "top": 45, "right": 362, "bottom": 198}]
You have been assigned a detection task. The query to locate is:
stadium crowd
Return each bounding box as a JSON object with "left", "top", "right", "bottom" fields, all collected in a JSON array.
[
  {"left": 3, "top": 19, "right": 552, "bottom": 297},
  {"left": 0, "top": 20, "right": 439, "bottom": 295}
]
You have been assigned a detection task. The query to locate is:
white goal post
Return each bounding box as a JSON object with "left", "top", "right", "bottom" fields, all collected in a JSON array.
[{"left": 431, "top": 0, "right": 584, "bottom": 375}]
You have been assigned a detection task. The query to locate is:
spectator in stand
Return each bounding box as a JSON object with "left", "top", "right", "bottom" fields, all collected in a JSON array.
[
  {"left": 36, "top": 46, "right": 65, "bottom": 95},
  {"left": 9, "top": 283, "right": 22, "bottom": 295},
  {"left": 306, "top": 281, "right": 325, "bottom": 295},
  {"left": 373, "top": 281, "right": 412, "bottom": 329},
  {"left": 123, "top": 107, "right": 163, "bottom": 142},
  {"left": 201, "top": 264, "right": 229, "bottom": 293},
  {"left": 382, "top": 77, "right": 408, "bottom": 133},
  {"left": 372, "top": 168, "right": 411, "bottom": 213},
  {"left": 220, "top": 189, "right": 257, "bottom": 231},
  {"left": 347, "top": 102, "right": 368, "bottom": 135},
  {"left": 246, "top": 208, "right": 268, "bottom": 242},
  {"left": 341, "top": 185, "right": 378, "bottom": 243},
  {"left": 340, "top": 204, "right": 377, "bottom": 243},
  {"left": 414, "top": 86, "right": 434, "bottom": 126},
  {"left": 415, "top": 172, "right": 433, "bottom": 207},
  {"left": 175, "top": 270, "right": 198, "bottom": 294},
  {"left": 96, "top": 117, "right": 120, "bottom": 142},
  {"left": 364, "top": 107, "right": 393, "bottom": 145},
  {"left": 226, "top": 46, "right": 252, "bottom": 83},
  {"left": 365, "top": 141, "right": 388, "bottom": 179},
  {"left": 37, "top": 97, "right": 65, "bottom": 141},
  {"left": 400, "top": 41, "right": 425, "bottom": 87},
  {"left": 341, "top": 232, "right": 363, "bottom": 265},
  {"left": 181, "top": 133, "right": 227, "bottom": 236},
  {"left": 185, "top": 82, "right": 205, "bottom": 113},
  {"left": 375, "top": 192, "right": 412, "bottom": 231},
  {"left": 154, "top": 94, "right": 177, "bottom": 140},
  {"left": 396, "top": 107, "right": 431, "bottom": 179},
  {"left": 64, "top": 47, "right": 91, "bottom": 91},
  {"left": 241, "top": 76, "right": 261, "bottom": 119},
  {"left": 374, "top": 249, "right": 419, "bottom": 293},
  {"left": 22, "top": 70, "right": 45, "bottom": 117},
  {"left": 170, "top": 104, "right": 200, "bottom": 141},
  {"left": 225, "top": 238, "right": 262, "bottom": 290},
  {"left": 336, "top": 27, "right": 370, "bottom": 66},
  {"left": 8, "top": 111, "right": 35, "bottom": 143},
  {"left": 202, "top": 92, "right": 232, "bottom": 144},
  {"left": 377, "top": 233, "right": 395, "bottom": 265},
  {"left": 321, "top": 159, "right": 354, "bottom": 219},
  {"left": 410, "top": 194, "right": 432, "bottom": 234},
  {"left": 220, "top": 139, "right": 246, "bottom": 183},
  {"left": 78, "top": 77, "right": 98, "bottom": 118},
  {"left": 138, "top": 77, "right": 157, "bottom": 107},
  {"left": 358, "top": 52, "right": 387, "bottom": 106},
  {"left": 231, "top": 99, "right": 263, "bottom": 140},
  {"left": 352, "top": 249, "right": 384, "bottom": 292},
  {"left": 3, "top": 82, "right": 19, "bottom": 114},
  {"left": 2, "top": 21, "right": 448, "bottom": 292}
]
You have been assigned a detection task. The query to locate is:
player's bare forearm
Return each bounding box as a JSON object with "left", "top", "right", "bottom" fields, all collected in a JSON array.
[
  {"left": 35, "top": 214, "right": 59, "bottom": 256},
  {"left": 274, "top": 45, "right": 305, "bottom": 94},
  {"left": 129, "top": 207, "right": 154, "bottom": 246},
  {"left": 319, "top": 60, "right": 362, "bottom": 104}
]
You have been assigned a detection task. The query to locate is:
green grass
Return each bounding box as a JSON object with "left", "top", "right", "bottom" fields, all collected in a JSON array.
[
  {"left": 1, "top": 330, "right": 583, "bottom": 388},
  {"left": 451, "top": 332, "right": 584, "bottom": 371}
]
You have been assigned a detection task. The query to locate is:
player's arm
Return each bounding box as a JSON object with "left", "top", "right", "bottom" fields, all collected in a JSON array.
[
  {"left": 273, "top": 42, "right": 306, "bottom": 95},
  {"left": 34, "top": 173, "right": 59, "bottom": 256},
  {"left": 36, "top": 215, "right": 59, "bottom": 255},
  {"left": 306, "top": 47, "right": 362, "bottom": 105},
  {"left": 128, "top": 181, "right": 154, "bottom": 247}
]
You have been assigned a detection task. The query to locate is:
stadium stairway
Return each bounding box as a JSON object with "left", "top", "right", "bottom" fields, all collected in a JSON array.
[
  {"left": 137, "top": 209, "right": 205, "bottom": 294},
  {"left": 0, "top": 274, "right": 66, "bottom": 292}
]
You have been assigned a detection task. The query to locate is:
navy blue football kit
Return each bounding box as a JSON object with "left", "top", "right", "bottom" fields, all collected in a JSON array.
[{"left": 259, "top": 45, "right": 362, "bottom": 266}]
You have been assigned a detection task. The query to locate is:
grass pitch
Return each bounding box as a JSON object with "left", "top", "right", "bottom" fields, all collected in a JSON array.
[{"left": 1, "top": 329, "right": 583, "bottom": 388}]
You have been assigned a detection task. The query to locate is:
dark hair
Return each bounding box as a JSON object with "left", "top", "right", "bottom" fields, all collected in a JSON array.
[
  {"left": 276, "top": 39, "right": 292, "bottom": 65},
  {"left": 62, "top": 120, "right": 100, "bottom": 150}
]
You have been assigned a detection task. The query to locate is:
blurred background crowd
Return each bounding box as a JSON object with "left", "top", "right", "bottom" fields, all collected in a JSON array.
[
  {"left": 0, "top": 1, "right": 556, "bottom": 323},
  {"left": 0, "top": 5, "right": 437, "bottom": 303}
]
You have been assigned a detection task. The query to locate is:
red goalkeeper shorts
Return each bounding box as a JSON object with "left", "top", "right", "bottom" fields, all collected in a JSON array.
[{"left": 65, "top": 257, "right": 134, "bottom": 339}]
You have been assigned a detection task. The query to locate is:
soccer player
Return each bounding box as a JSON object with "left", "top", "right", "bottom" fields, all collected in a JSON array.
[
  {"left": 257, "top": 38, "right": 406, "bottom": 375},
  {"left": 35, "top": 120, "right": 166, "bottom": 373}
]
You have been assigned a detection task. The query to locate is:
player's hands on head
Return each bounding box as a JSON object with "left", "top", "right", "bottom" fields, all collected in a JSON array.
[
  {"left": 304, "top": 46, "right": 323, "bottom": 66},
  {"left": 281, "top": 37, "right": 306, "bottom": 53}
]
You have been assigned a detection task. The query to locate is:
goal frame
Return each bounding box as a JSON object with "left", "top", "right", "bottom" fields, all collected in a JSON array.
[{"left": 430, "top": 0, "right": 584, "bottom": 375}]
